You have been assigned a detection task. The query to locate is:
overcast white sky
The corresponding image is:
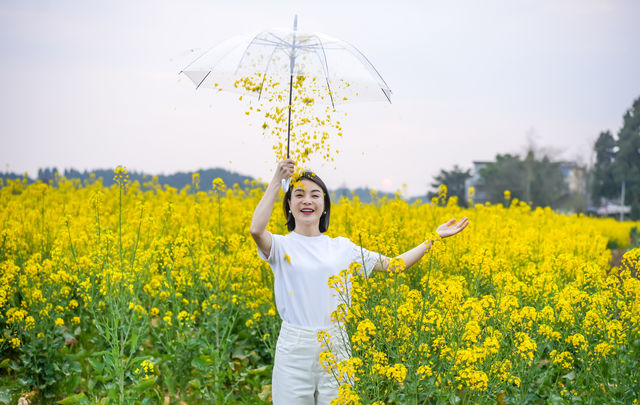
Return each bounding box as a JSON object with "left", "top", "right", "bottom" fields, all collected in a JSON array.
[{"left": 1, "top": 0, "right": 639, "bottom": 196}]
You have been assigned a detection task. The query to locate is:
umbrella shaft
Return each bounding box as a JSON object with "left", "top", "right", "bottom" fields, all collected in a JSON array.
[{"left": 286, "top": 72, "right": 294, "bottom": 159}]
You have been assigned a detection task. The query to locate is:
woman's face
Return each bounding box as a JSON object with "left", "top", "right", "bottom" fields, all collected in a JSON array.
[{"left": 289, "top": 179, "right": 325, "bottom": 230}]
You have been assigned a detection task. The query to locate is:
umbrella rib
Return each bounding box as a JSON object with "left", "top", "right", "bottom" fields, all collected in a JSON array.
[
  {"left": 195, "top": 71, "right": 212, "bottom": 90},
  {"left": 179, "top": 43, "right": 219, "bottom": 74},
  {"left": 342, "top": 40, "right": 392, "bottom": 102},
  {"left": 254, "top": 37, "right": 286, "bottom": 48},
  {"left": 257, "top": 46, "right": 280, "bottom": 101},
  {"left": 234, "top": 33, "right": 276, "bottom": 75},
  {"left": 263, "top": 33, "right": 291, "bottom": 48},
  {"left": 313, "top": 37, "right": 335, "bottom": 108}
]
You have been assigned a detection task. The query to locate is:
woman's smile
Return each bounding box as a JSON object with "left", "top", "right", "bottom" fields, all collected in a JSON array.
[{"left": 290, "top": 179, "right": 325, "bottom": 231}]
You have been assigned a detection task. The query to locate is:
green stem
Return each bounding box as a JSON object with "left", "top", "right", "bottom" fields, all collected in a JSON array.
[{"left": 119, "top": 180, "right": 123, "bottom": 274}]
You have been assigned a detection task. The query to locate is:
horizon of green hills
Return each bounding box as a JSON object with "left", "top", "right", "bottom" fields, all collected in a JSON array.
[{"left": 0, "top": 166, "right": 400, "bottom": 203}]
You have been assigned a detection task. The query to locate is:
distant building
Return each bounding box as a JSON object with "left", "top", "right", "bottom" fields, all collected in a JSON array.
[
  {"left": 558, "top": 161, "right": 587, "bottom": 196},
  {"left": 464, "top": 161, "right": 491, "bottom": 204}
]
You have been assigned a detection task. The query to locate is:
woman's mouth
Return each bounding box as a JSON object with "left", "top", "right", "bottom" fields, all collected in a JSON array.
[{"left": 300, "top": 208, "right": 314, "bottom": 215}]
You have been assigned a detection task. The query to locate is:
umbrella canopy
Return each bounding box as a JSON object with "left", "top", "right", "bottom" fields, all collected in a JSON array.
[
  {"left": 180, "top": 17, "right": 392, "bottom": 190},
  {"left": 181, "top": 20, "right": 392, "bottom": 106}
]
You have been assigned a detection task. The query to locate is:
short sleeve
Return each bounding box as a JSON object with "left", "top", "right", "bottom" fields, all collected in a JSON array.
[
  {"left": 350, "top": 242, "right": 382, "bottom": 278},
  {"left": 257, "top": 232, "right": 281, "bottom": 266}
]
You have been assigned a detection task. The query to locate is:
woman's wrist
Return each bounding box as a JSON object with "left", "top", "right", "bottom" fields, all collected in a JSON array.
[{"left": 424, "top": 231, "right": 442, "bottom": 250}]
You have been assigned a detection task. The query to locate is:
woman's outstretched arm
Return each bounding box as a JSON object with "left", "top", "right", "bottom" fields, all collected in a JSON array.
[
  {"left": 372, "top": 217, "right": 470, "bottom": 273},
  {"left": 250, "top": 159, "right": 295, "bottom": 258}
]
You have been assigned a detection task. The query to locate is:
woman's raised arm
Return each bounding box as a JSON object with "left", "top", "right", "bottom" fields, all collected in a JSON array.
[
  {"left": 250, "top": 159, "right": 295, "bottom": 258},
  {"left": 372, "top": 217, "right": 469, "bottom": 273}
]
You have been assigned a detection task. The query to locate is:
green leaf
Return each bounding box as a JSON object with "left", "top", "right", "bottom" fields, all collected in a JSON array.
[
  {"left": 130, "top": 355, "right": 152, "bottom": 365},
  {"left": 191, "top": 356, "right": 211, "bottom": 369},
  {"left": 87, "top": 357, "right": 104, "bottom": 372},
  {"left": 0, "top": 359, "right": 9, "bottom": 369},
  {"left": 57, "top": 392, "right": 88, "bottom": 404},
  {"left": 0, "top": 388, "right": 11, "bottom": 405},
  {"left": 134, "top": 376, "right": 157, "bottom": 392},
  {"left": 248, "top": 365, "right": 268, "bottom": 375},
  {"left": 67, "top": 349, "right": 91, "bottom": 361},
  {"left": 91, "top": 350, "right": 110, "bottom": 357},
  {"left": 188, "top": 378, "right": 202, "bottom": 390}
]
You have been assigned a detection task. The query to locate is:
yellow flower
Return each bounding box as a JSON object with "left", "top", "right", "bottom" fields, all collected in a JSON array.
[
  {"left": 385, "top": 363, "right": 407, "bottom": 384},
  {"left": 9, "top": 337, "right": 21, "bottom": 349},
  {"left": 468, "top": 186, "right": 476, "bottom": 198}
]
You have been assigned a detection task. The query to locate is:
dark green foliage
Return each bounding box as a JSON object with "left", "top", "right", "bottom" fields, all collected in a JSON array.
[
  {"left": 591, "top": 131, "right": 618, "bottom": 200},
  {"left": 480, "top": 152, "right": 567, "bottom": 208},
  {"left": 428, "top": 165, "right": 472, "bottom": 207},
  {"left": 591, "top": 96, "right": 640, "bottom": 219}
]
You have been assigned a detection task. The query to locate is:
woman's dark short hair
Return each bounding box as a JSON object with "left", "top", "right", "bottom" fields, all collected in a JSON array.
[{"left": 283, "top": 171, "right": 331, "bottom": 233}]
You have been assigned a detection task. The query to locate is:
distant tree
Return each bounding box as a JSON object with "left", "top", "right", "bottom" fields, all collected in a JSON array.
[
  {"left": 591, "top": 130, "right": 618, "bottom": 201},
  {"left": 479, "top": 154, "right": 526, "bottom": 203},
  {"left": 480, "top": 152, "right": 567, "bottom": 208},
  {"left": 591, "top": 96, "right": 640, "bottom": 219},
  {"left": 528, "top": 153, "right": 567, "bottom": 208},
  {"left": 37, "top": 167, "right": 59, "bottom": 183},
  {"left": 428, "top": 165, "right": 471, "bottom": 207},
  {"left": 615, "top": 97, "right": 640, "bottom": 219}
]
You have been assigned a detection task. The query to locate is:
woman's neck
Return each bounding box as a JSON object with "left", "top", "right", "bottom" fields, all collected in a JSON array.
[{"left": 293, "top": 225, "right": 322, "bottom": 237}]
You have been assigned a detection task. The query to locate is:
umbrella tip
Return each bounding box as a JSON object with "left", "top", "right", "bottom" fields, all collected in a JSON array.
[{"left": 293, "top": 15, "right": 298, "bottom": 31}]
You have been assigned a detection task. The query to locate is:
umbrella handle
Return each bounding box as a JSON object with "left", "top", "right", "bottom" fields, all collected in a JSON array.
[{"left": 282, "top": 178, "right": 290, "bottom": 193}]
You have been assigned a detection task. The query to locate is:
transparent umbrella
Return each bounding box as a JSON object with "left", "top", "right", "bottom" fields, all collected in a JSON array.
[{"left": 180, "top": 16, "right": 392, "bottom": 189}]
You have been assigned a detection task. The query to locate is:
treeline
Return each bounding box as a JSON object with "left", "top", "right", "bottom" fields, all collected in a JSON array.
[
  {"left": 33, "top": 167, "right": 253, "bottom": 191},
  {"left": 427, "top": 95, "right": 640, "bottom": 219},
  {"left": 427, "top": 151, "right": 572, "bottom": 210},
  {"left": 592, "top": 96, "right": 640, "bottom": 218},
  {"left": 0, "top": 168, "right": 395, "bottom": 203}
]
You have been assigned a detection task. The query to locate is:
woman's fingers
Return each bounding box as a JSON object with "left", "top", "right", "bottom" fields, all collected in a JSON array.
[
  {"left": 455, "top": 217, "right": 468, "bottom": 227},
  {"left": 277, "top": 159, "right": 295, "bottom": 180},
  {"left": 453, "top": 218, "right": 469, "bottom": 233},
  {"left": 278, "top": 159, "right": 295, "bottom": 169},
  {"left": 437, "top": 217, "right": 470, "bottom": 238}
]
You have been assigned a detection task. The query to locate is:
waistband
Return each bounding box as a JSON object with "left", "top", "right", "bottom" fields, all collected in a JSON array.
[{"left": 280, "top": 320, "right": 342, "bottom": 341}]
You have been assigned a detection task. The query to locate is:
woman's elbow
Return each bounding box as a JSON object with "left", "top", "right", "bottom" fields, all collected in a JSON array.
[{"left": 249, "top": 225, "right": 263, "bottom": 240}]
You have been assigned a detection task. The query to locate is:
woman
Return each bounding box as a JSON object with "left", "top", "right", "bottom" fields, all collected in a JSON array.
[{"left": 250, "top": 159, "right": 469, "bottom": 404}]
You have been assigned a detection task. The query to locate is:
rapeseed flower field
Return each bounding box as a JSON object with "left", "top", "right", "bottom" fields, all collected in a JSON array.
[{"left": 0, "top": 170, "right": 639, "bottom": 404}]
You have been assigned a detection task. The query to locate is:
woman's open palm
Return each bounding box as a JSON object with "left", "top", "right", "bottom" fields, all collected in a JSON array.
[{"left": 436, "top": 217, "right": 469, "bottom": 238}]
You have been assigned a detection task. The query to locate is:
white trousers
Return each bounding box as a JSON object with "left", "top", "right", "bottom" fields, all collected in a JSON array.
[{"left": 272, "top": 321, "right": 346, "bottom": 405}]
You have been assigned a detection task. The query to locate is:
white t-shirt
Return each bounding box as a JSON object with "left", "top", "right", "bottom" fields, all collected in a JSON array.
[{"left": 258, "top": 232, "right": 381, "bottom": 328}]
